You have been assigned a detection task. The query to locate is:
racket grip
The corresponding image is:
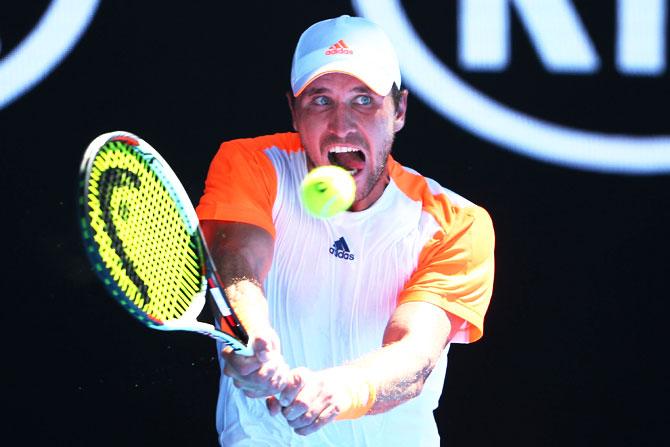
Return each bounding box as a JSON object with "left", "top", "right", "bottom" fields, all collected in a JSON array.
[{"left": 206, "top": 274, "right": 249, "bottom": 344}]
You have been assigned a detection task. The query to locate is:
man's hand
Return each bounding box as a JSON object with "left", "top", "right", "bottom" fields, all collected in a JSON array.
[
  {"left": 222, "top": 328, "right": 290, "bottom": 398},
  {"left": 266, "top": 367, "right": 364, "bottom": 436}
]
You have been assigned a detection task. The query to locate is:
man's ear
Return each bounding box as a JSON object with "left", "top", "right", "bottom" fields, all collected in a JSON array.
[
  {"left": 286, "top": 91, "right": 298, "bottom": 131},
  {"left": 393, "top": 89, "right": 409, "bottom": 133}
]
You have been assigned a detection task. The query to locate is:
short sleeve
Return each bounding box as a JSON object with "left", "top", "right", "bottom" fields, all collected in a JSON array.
[
  {"left": 195, "top": 138, "right": 278, "bottom": 238},
  {"left": 398, "top": 205, "right": 495, "bottom": 343}
]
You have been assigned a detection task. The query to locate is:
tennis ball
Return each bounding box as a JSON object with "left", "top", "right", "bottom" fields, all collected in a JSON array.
[{"left": 300, "top": 165, "right": 356, "bottom": 219}]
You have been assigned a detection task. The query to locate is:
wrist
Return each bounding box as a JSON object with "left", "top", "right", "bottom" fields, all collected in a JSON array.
[{"left": 335, "top": 374, "right": 377, "bottom": 420}]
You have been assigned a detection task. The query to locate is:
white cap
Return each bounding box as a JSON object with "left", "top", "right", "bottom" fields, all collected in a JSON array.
[{"left": 290, "top": 15, "right": 401, "bottom": 97}]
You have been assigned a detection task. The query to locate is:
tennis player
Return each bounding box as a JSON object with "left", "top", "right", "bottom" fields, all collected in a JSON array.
[{"left": 196, "top": 15, "right": 495, "bottom": 446}]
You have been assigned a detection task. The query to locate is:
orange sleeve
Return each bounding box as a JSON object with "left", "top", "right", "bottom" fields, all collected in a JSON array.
[
  {"left": 195, "top": 137, "right": 280, "bottom": 238},
  {"left": 398, "top": 204, "right": 495, "bottom": 344}
]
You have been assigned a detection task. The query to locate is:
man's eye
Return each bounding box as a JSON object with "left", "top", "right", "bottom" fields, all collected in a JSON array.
[
  {"left": 313, "top": 96, "right": 330, "bottom": 106},
  {"left": 355, "top": 95, "right": 372, "bottom": 105}
]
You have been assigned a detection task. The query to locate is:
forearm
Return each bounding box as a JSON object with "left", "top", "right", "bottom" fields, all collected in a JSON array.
[
  {"left": 222, "top": 276, "right": 270, "bottom": 335},
  {"left": 340, "top": 301, "right": 452, "bottom": 415},
  {"left": 201, "top": 220, "right": 274, "bottom": 334},
  {"left": 346, "top": 337, "right": 440, "bottom": 414}
]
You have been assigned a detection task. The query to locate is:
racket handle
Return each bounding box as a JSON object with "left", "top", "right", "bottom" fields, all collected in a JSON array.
[
  {"left": 198, "top": 228, "right": 251, "bottom": 352},
  {"left": 206, "top": 274, "right": 249, "bottom": 340}
]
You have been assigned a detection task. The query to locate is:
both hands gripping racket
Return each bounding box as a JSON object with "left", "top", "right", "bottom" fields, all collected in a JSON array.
[{"left": 78, "top": 131, "right": 253, "bottom": 355}]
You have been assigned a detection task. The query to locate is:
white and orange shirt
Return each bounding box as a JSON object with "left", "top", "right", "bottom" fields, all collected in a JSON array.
[{"left": 196, "top": 132, "right": 495, "bottom": 447}]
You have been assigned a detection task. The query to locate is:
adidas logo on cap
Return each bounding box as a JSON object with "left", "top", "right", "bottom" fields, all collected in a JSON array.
[
  {"left": 325, "top": 39, "right": 353, "bottom": 55},
  {"left": 329, "top": 236, "right": 355, "bottom": 260}
]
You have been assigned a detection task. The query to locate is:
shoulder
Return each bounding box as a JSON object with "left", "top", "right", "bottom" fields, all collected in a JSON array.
[
  {"left": 213, "top": 133, "right": 304, "bottom": 174},
  {"left": 218, "top": 132, "right": 302, "bottom": 154},
  {"left": 388, "top": 157, "right": 494, "bottom": 235}
]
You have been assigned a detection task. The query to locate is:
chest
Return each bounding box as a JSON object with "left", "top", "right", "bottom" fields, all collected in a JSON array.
[{"left": 269, "top": 185, "right": 430, "bottom": 331}]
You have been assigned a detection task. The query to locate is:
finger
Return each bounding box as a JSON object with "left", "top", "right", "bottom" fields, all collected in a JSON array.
[
  {"left": 250, "top": 358, "right": 290, "bottom": 394},
  {"left": 294, "top": 407, "right": 338, "bottom": 436},
  {"left": 253, "top": 337, "right": 273, "bottom": 363},
  {"left": 243, "top": 388, "right": 271, "bottom": 398},
  {"left": 267, "top": 371, "right": 288, "bottom": 394},
  {"left": 223, "top": 359, "right": 260, "bottom": 380},
  {"left": 285, "top": 393, "right": 332, "bottom": 430},
  {"left": 234, "top": 379, "right": 276, "bottom": 398},
  {"left": 282, "top": 399, "right": 308, "bottom": 422},
  {"left": 222, "top": 351, "right": 263, "bottom": 377},
  {"left": 266, "top": 396, "right": 282, "bottom": 416},
  {"left": 255, "top": 360, "right": 277, "bottom": 381},
  {"left": 229, "top": 359, "right": 289, "bottom": 397},
  {"left": 221, "top": 347, "right": 235, "bottom": 364},
  {"left": 286, "top": 406, "right": 321, "bottom": 429},
  {"left": 223, "top": 363, "right": 242, "bottom": 380},
  {"left": 278, "top": 370, "right": 305, "bottom": 407},
  {"left": 271, "top": 362, "right": 291, "bottom": 392},
  {"left": 232, "top": 375, "right": 277, "bottom": 397}
]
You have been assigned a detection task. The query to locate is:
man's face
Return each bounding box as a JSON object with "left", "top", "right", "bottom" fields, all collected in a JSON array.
[{"left": 289, "top": 73, "right": 407, "bottom": 211}]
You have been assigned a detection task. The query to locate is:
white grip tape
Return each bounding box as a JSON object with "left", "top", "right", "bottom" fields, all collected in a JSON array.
[{"left": 210, "top": 286, "right": 232, "bottom": 316}]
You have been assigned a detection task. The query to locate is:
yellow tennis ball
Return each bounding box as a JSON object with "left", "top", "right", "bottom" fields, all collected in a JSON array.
[{"left": 300, "top": 165, "right": 356, "bottom": 219}]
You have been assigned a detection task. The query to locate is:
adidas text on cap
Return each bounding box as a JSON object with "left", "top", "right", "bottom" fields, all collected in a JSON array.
[{"left": 290, "top": 15, "right": 401, "bottom": 97}]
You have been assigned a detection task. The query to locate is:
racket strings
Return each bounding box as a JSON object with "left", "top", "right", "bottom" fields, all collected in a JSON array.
[{"left": 86, "top": 141, "right": 203, "bottom": 323}]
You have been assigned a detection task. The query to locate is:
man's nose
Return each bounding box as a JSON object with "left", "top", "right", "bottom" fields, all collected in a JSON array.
[{"left": 327, "top": 103, "right": 355, "bottom": 137}]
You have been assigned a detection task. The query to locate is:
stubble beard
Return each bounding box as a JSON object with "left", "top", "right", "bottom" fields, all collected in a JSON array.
[{"left": 357, "top": 133, "right": 394, "bottom": 202}]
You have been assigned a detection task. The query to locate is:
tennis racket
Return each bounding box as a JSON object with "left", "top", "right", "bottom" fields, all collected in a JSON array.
[{"left": 78, "top": 130, "right": 253, "bottom": 355}]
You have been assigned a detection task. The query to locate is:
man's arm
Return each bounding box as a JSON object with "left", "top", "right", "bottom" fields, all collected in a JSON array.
[
  {"left": 201, "top": 220, "right": 289, "bottom": 397},
  {"left": 272, "top": 300, "right": 452, "bottom": 435}
]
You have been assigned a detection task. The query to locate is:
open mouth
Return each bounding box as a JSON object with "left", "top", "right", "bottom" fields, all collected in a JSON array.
[{"left": 327, "top": 146, "right": 366, "bottom": 176}]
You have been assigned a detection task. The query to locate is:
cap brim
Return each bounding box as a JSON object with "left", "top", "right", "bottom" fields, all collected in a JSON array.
[{"left": 292, "top": 59, "right": 395, "bottom": 97}]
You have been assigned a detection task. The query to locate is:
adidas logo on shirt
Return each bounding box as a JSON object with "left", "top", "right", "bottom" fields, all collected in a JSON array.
[
  {"left": 329, "top": 236, "right": 355, "bottom": 261},
  {"left": 325, "top": 39, "right": 353, "bottom": 55}
]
